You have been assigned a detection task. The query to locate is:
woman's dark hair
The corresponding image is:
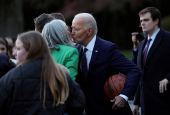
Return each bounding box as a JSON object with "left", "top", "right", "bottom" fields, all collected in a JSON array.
[{"left": 0, "top": 37, "right": 10, "bottom": 58}]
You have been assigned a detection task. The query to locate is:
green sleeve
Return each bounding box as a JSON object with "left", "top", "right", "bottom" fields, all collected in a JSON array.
[{"left": 65, "top": 48, "right": 79, "bottom": 81}]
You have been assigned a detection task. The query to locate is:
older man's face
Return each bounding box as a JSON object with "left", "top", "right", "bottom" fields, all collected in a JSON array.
[{"left": 71, "top": 17, "right": 89, "bottom": 46}]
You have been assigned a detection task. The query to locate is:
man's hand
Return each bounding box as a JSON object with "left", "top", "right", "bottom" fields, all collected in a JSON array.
[
  {"left": 111, "top": 96, "right": 126, "bottom": 110},
  {"left": 159, "top": 78, "right": 169, "bottom": 93},
  {"left": 132, "top": 105, "right": 140, "bottom": 115},
  {"left": 132, "top": 32, "right": 141, "bottom": 49}
]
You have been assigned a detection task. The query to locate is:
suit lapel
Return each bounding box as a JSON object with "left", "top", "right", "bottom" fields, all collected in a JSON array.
[
  {"left": 77, "top": 45, "right": 83, "bottom": 68},
  {"left": 88, "top": 36, "right": 101, "bottom": 74},
  {"left": 146, "top": 29, "right": 164, "bottom": 64},
  {"left": 138, "top": 38, "right": 147, "bottom": 67}
]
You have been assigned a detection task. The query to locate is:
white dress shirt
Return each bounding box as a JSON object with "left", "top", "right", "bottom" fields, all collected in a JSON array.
[
  {"left": 143, "top": 28, "right": 160, "bottom": 55},
  {"left": 82, "top": 35, "right": 96, "bottom": 69}
]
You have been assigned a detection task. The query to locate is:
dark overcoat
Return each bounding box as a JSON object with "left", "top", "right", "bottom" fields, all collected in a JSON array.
[
  {"left": 0, "top": 54, "right": 11, "bottom": 78},
  {"left": 134, "top": 28, "right": 170, "bottom": 115},
  {"left": 0, "top": 59, "right": 85, "bottom": 115}
]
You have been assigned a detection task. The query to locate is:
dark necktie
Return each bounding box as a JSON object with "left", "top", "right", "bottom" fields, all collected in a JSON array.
[
  {"left": 143, "top": 38, "right": 152, "bottom": 67},
  {"left": 81, "top": 48, "right": 88, "bottom": 80}
]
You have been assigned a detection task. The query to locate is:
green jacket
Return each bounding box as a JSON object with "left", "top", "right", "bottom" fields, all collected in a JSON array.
[{"left": 51, "top": 44, "right": 79, "bottom": 80}]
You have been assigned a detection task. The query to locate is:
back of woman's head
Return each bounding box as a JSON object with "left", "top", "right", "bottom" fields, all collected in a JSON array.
[
  {"left": 42, "top": 19, "right": 74, "bottom": 50},
  {"left": 0, "top": 37, "right": 10, "bottom": 58},
  {"left": 18, "top": 31, "right": 69, "bottom": 108},
  {"left": 17, "top": 31, "right": 50, "bottom": 62}
]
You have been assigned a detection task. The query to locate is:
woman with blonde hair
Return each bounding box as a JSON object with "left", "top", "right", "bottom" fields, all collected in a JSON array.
[
  {"left": 42, "top": 19, "right": 78, "bottom": 81},
  {"left": 0, "top": 31, "right": 85, "bottom": 115}
]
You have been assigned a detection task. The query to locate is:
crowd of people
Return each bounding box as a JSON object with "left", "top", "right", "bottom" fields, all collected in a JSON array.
[{"left": 0, "top": 7, "right": 169, "bottom": 115}]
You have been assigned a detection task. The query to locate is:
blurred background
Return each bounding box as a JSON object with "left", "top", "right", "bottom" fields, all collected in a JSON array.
[{"left": 1, "top": 0, "right": 170, "bottom": 59}]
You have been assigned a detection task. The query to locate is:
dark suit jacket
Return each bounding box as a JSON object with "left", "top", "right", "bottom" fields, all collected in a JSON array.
[
  {"left": 134, "top": 28, "right": 170, "bottom": 115},
  {"left": 131, "top": 49, "right": 138, "bottom": 65},
  {"left": 76, "top": 36, "right": 141, "bottom": 115},
  {"left": 0, "top": 54, "right": 11, "bottom": 78},
  {"left": 0, "top": 59, "right": 85, "bottom": 115}
]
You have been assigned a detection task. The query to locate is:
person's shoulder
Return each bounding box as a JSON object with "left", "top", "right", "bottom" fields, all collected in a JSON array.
[
  {"left": 0, "top": 53, "right": 9, "bottom": 61},
  {"left": 76, "top": 44, "right": 82, "bottom": 50},
  {"left": 0, "top": 65, "right": 21, "bottom": 86},
  {"left": 59, "top": 44, "right": 78, "bottom": 53},
  {"left": 21, "top": 59, "right": 42, "bottom": 66},
  {"left": 164, "top": 30, "right": 170, "bottom": 36},
  {"left": 96, "top": 36, "right": 118, "bottom": 49},
  {"left": 0, "top": 53, "right": 7, "bottom": 57},
  {"left": 58, "top": 44, "right": 77, "bottom": 50},
  {"left": 159, "top": 28, "right": 170, "bottom": 41},
  {"left": 20, "top": 60, "right": 42, "bottom": 73},
  {"left": 0, "top": 60, "right": 42, "bottom": 87},
  {"left": 160, "top": 28, "right": 170, "bottom": 36},
  {"left": 0, "top": 54, "right": 10, "bottom": 66},
  {"left": 0, "top": 54, "right": 12, "bottom": 77}
]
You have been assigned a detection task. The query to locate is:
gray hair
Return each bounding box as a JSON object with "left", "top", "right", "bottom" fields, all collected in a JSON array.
[
  {"left": 42, "top": 19, "right": 75, "bottom": 50},
  {"left": 75, "top": 13, "right": 98, "bottom": 35}
]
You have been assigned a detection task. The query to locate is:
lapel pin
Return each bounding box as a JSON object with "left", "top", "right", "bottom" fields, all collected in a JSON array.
[{"left": 95, "top": 50, "right": 98, "bottom": 52}]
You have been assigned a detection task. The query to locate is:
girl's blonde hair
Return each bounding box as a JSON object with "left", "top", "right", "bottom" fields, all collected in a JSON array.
[{"left": 17, "top": 31, "right": 69, "bottom": 108}]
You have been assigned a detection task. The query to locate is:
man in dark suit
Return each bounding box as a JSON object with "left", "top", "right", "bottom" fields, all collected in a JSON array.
[
  {"left": 34, "top": 13, "right": 65, "bottom": 33},
  {"left": 71, "top": 13, "right": 141, "bottom": 115},
  {"left": 132, "top": 7, "right": 170, "bottom": 115},
  {"left": 0, "top": 53, "right": 11, "bottom": 78}
]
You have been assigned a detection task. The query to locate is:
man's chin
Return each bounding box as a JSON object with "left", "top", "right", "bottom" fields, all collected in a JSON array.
[
  {"left": 144, "top": 31, "right": 149, "bottom": 34},
  {"left": 73, "top": 40, "right": 78, "bottom": 44},
  {"left": 143, "top": 30, "right": 148, "bottom": 34}
]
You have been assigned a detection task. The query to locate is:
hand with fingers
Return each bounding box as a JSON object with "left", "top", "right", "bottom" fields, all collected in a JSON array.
[
  {"left": 159, "top": 78, "right": 169, "bottom": 93},
  {"left": 132, "top": 105, "right": 140, "bottom": 115},
  {"left": 111, "top": 96, "right": 126, "bottom": 110},
  {"left": 132, "top": 32, "right": 141, "bottom": 49}
]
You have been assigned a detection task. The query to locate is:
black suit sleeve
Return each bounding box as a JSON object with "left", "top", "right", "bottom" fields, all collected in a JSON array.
[
  {"left": 108, "top": 44, "right": 141, "bottom": 100},
  {"left": 0, "top": 54, "right": 11, "bottom": 78},
  {"left": 131, "top": 49, "right": 138, "bottom": 65}
]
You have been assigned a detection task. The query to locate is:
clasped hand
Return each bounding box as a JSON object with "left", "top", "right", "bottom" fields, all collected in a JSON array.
[{"left": 111, "top": 96, "right": 126, "bottom": 110}]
